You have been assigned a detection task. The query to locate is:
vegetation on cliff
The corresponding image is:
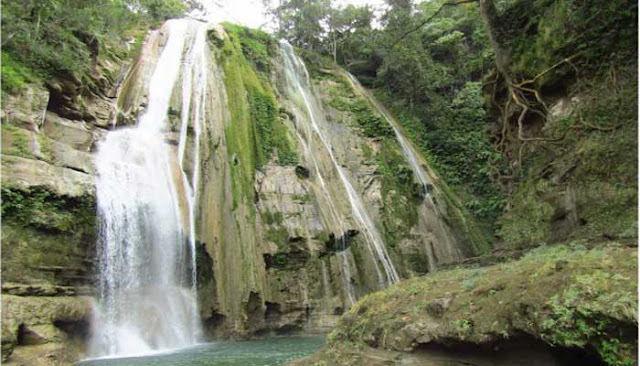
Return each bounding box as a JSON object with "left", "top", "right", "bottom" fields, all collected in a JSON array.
[
  {"left": 1, "top": 185, "right": 96, "bottom": 285},
  {"left": 215, "top": 23, "right": 299, "bottom": 206},
  {"left": 1, "top": 0, "right": 188, "bottom": 93},
  {"left": 0, "top": 0, "right": 636, "bottom": 364}
]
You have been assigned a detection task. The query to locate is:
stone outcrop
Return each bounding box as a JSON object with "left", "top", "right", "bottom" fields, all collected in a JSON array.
[
  {"left": 2, "top": 295, "right": 92, "bottom": 364},
  {"left": 290, "top": 242, "right": 638, "bottom": 366}
]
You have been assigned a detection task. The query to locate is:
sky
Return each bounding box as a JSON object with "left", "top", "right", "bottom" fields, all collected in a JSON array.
[{"left": 196, "top": 0, "right": 387, "bottom": 30}]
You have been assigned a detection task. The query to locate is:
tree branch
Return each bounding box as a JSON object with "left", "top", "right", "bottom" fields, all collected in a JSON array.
[
  {"left": 390, "top": 0, "right": 479, "bottom": 48},
  {"left": 514, "top": 52, "right": 583, "bottom": 88}
]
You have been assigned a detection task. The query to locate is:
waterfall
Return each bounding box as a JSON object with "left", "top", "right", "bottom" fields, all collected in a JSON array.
[
  {"left": 345, "top": 73, "right": 463, "bottom": 271},
  {"left": 279, "top": 41, "right": 400, "bottom": 287},
  {"left": 287, "top": 121, "right": 363, "bottom": 302},
  {"left": 345, "top": 74, "right": 431, "bottom": 194},
  {"left": 90, "top": 19, "right": 206, "bottom": 358}
]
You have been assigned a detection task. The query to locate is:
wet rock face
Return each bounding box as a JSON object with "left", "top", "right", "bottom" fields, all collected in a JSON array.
[{"left": 1, "top": 84, "right": 49, "bottom": 131}]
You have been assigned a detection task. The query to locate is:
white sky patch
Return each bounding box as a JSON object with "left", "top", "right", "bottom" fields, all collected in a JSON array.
[{"left": 193, "top": 0, "right": 388, "bottom": 30}]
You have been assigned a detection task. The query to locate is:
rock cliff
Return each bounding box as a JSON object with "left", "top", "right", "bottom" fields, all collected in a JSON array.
[{"left": 1, "top": 21, "right": 484, "bottom": 364}]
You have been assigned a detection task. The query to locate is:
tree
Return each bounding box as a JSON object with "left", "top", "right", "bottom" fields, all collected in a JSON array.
[
  {"left": 326, "top": 4, "right": 374, "bottom": 63},
  {"left": 269, "top": 0, "right": 331, "bottom": 51}
]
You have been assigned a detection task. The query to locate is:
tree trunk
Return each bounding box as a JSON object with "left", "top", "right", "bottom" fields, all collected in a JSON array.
[{"left": 479, "top": 0, "right": 512, "bottom": 82}]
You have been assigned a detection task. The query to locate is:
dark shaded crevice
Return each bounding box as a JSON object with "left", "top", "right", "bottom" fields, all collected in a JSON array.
[
  {"left": 53, "top": 319, "right": 91, "bottom": 341},
  {"left": 414, "top": 334, "right": 605, "bottom": 366}
]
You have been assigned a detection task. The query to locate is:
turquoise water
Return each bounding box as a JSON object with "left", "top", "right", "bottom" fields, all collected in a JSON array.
[{"left": 78, "top": 336, "right": 325, "bottom": 366}]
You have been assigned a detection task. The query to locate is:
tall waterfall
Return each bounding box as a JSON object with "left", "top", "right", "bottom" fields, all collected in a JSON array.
[
  {"left": 90, "top": 19, "right": 206, "bottom": 358},
  {"left": 280, "top": 41, "right": 400, "bottom": 286}
]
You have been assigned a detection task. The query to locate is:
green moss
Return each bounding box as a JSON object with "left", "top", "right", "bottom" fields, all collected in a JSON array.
[
  {"left": 498, "top": 179, "right": 555, "bottom": 247},
  {"left": 292, "top": 193, "right": 311, "bottom": 204},
  {"left": 1, "top": 185, "right": 96, "bottom": 285},
  {"left": 37, "top": 134, "right": 56, "bottom": 163},
  {"left": 262, "top": 211, "right": 284, "bottom": 226},
  {"left": 541, "top": 269, "right": 637, "bottom": 365},
  {"left": 218, "top": 23, "right": 299, "bottom": 206},
  {"left": 1, "top": 124, "right": 32, "bottom": 159},
  {"left": 1, "top": 53, "right": 39, "bottom": 93},
  {"left": 250, "top": 88, "right": 299, "bottom": 166},
  {"left": 376, "top": 139, "right": 420, "bottom": 247},
  {"left": 222, "top": 23, "right": 276, "bottom": 73},
  {"left": 361, "top": 143, "right": 373, "bottom": 160},
  {"left": 325, "top": 75, "right": 394, "bottom": 138},
  {"left": 2, "top": 224, "right": 90, "bottom": 284},
  {"left": 316, "top": 231, "right": 331, "bottom": 243},
  {"left": 264, "top": 227, "right": 289, "bottom": 249}
]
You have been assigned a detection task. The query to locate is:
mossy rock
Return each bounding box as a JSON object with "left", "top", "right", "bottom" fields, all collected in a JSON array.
[{"left": 320, "top": 242, "right": 637, "bottom": 366}]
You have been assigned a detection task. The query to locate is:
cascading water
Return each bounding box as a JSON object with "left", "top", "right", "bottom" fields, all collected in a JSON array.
[
  {"left": 90, "top": 19, "right": 206, "bottom": 358},
  {"left": 345, "top": 74, "right": 431, "bottom": 194},
  {"left": 280, "top": 41, "right": 400, "bottom": 287},
  {"left": 345, "top": 73, "right": 463, "bottom": 271},
  {"left": 288, "top": 122, "right": 362, "bottom": 303}
]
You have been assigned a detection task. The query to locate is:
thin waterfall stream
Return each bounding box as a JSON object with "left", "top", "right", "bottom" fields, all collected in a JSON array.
[
  {"left": 279, "top": 41, "right": 400, "bottom": 287},
  {"left": 345, "top": 72, "right": 463, "bottom": 271}
]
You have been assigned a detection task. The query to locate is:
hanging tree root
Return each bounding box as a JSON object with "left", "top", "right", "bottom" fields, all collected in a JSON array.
[
  {"left": 492, "top": 53, "right": 585, "bottom": 168},
  {"left": 501, "top": 54, "right": 584, "bottom": 143}
]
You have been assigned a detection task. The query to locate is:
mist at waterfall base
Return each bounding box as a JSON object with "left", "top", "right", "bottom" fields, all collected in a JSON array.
[{"left": 78, "top": 337, "right": 325, "bottom": 366}]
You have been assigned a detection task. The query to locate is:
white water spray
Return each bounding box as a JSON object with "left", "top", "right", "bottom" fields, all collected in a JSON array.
[{"left": 90, "top": 19, "right": 207, "bottom": 358}]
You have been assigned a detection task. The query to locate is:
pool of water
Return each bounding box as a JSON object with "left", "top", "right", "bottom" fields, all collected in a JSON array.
[{"left": 78, "top": 336, "right": 325, "bottom": 366}]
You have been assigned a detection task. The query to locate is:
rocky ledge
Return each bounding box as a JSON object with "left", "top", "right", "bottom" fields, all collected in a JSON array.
[{"left": 290, "top": 241, "right": 637, "bottom": 366}]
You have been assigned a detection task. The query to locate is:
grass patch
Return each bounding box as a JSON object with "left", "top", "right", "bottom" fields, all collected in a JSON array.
[
  {"left": 1, "top": 124, "right": 33, "bottom": 159},
  {"left": 1, "top": 53, "right": 39, "bottom": 93}
]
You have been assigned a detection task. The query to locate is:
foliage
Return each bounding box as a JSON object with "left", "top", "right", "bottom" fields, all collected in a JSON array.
[
  {"left": 268, "top": 0, "right": 331, "bottom": 52},
  {"left": 223, "top": 23, "right": 277, "bottom": 73},
  {"left": 1, "top": 53, "right": 38, "bottom": 93},
  {"left": 498, "top": 63, "right": 637, "bottom": 247},
  {"left": 136, "top": 0, "right": 188, "bottom": 22},
  {"left": 321, "top": 242, "right": 637, "bottom": 366},
  {"left": 1, "top": 186, "right": 95, "bottom": 234},
  {"left": 327, "top": 79, "right": 394, "bottom": 138},
  {"left": 541, "top": 270, "right": 637, "bottom": 365},
  {"left": 376, "top": 139, "right": 420, "bottom": 248},
  {"left": 2, "top": 124, "right": 33, "bottom": 159},
  {"left": 1, "top": 0, "right": 188, "bottom": 92},
  {"left": 503, "top": 0, "right": 638, "bottom": 80}
]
